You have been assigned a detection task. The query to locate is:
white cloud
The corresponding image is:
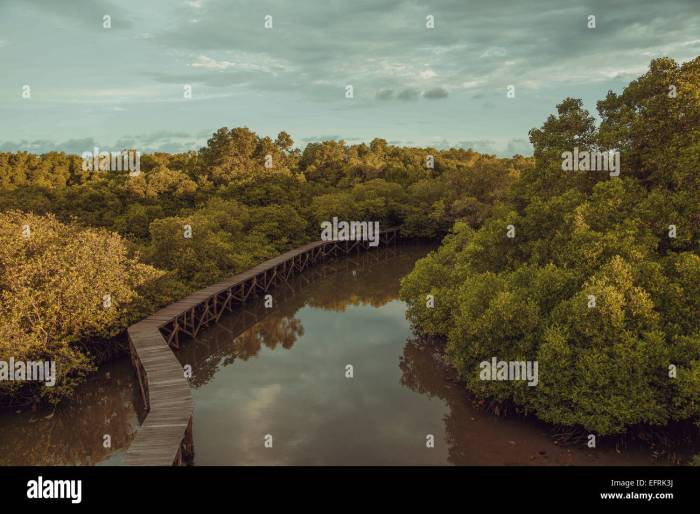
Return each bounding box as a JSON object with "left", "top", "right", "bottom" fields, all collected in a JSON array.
[
  {"left": 191, "top": 55, "right": 236, "bottom": 70},
  {"left": 480, "top": 47, "right": 507, "bottom": 58},
  {"left": 240, "top": 384, "right": 282, "bottom": 421},
  {"left": 189, "top": 53, "right": 291, "bottom": 74},
  {"left": 461, "top": 79, "right": 484, "bottom": 89}
]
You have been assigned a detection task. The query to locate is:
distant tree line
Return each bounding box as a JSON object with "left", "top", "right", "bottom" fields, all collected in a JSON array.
[{"left": 0, "top": 125, "right": 524, "bottom": 404}]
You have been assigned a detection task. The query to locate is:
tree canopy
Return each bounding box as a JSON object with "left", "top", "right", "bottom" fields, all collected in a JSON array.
[{"left": 400, "top": 57, "right": 700, "bottom": 436}]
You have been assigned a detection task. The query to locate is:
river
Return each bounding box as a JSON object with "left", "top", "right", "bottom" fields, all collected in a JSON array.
[{"left": 0, "top": 244, "right": 694, "bottom": 465}]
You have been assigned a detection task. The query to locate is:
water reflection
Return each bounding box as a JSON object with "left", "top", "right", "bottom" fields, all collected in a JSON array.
[
  {"left": 1, "top": 244, "right": 694, "bottom": 466},
  {"left": 180, "top": 244, "right": 695, "bottom": 465},
  {"left": 0, "top": 359, "right": 140, "bottom": 465},
  {"left": 399, "top": 338, "right": 697, "bottom": 465},
  {"left": 177, "top": 246, "right": 414, "bottom": 389}
]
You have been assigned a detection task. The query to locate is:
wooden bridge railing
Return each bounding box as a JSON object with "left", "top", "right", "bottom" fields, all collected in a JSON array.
[{"left": 123, "top": 227, "right": 400, "bottom": 465}]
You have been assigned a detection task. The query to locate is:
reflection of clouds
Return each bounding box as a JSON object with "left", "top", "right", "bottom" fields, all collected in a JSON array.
[
  {"left": 190, "top": 245, "right": 452, "bottom": 464},
  {"left": 239, "top": 383, "right": 282, "bottom": 421},
  {"left": 183, "top": 246, "right": 424, "bottom": 388},
  {"left": 233, "top": 383, "right": 288, "bottom": 465},
  {"left": 193, "top": 298, "right": 449, "bottom": 464}
]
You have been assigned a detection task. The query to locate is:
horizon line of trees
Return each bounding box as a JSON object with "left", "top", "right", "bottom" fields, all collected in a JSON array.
[{"left": 0, "top": 124, "right": 525, "bottom": 405}]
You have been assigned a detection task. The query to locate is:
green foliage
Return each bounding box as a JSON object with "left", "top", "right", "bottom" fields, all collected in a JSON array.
[
  {"left": 0, "top": 121, "right": 520, "bottom": 406},
  {"left": 0, "top": 211, "right": 162, "bottom": 403},
  {"left": 400, "top": 57, "right": 700, "bottom": 436}
]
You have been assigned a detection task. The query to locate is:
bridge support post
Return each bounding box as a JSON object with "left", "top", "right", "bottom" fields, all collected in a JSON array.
[{"left": 180, "top": 418, "right": 194, "bottom": 465}]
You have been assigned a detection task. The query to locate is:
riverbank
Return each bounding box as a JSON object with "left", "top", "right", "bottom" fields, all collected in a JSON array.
[
  {"left": 2, "top": 243, "right": 697, "bottom": 465},
  {"left": 421, "top": 336, "right": 700, "bottom": 465}
]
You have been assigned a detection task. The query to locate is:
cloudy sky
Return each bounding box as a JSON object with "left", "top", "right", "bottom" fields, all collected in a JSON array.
[{"left": 0, "top": 0, "right": 698, "bottom": 156}]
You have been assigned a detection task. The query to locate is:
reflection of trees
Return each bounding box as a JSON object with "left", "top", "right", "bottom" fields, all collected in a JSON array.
[
  {"left": 0, "top": 360, "right": 139, "bottom": 465},
  {"left": 235, "top": 317, "right": 304, "bottom": 358},
  {"left": 399, "top": 337, "right": 447, "bottom": 398},
  {"left": 400, "top": 337, "right": 509, "bottom": 465},
  {"left": 399, "top": 339, "right": 700, "bottom": 465},
  {"left": 304, "top": 246, "right": 431, "bottom": 311},
  {"left": 178, "top": 244, "right": 434, "bottom": 389},
  {"left": 175, "top": 289, "right": 307, "bottom": 387}
]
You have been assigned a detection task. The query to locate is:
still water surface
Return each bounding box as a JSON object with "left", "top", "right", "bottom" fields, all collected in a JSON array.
[{"left": 0, "top": 244, "right": 693, "bottom": 465}]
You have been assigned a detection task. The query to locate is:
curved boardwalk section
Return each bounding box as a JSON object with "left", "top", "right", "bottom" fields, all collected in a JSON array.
[{"left": 123, "top": 228, "right": 400, "bottom": 465}]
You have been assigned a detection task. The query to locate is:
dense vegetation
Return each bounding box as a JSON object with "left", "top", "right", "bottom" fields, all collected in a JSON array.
[
  {"left": 400, "top": 57, "right": 700, "bottom": 436},
  {"left": 0, "top": 127, "right": 523, "bottom": 403},
  {"left": 2, "top": 54, "right": 697, "bottom": 453},
  {"left": 0, "top": 212, "right": 162, "bottom": 404}
]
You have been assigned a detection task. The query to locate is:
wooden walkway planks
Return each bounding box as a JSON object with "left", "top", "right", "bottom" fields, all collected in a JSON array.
[
  {"left": 123, "top": 319, "right": 193, "bottom": 465},
  {"left": 123, "top": 227, "right": 400, "bottom": 466}
]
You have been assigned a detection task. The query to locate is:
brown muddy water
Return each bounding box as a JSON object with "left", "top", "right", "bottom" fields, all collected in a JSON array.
[{"left": 0, "top": 244, "right": 696, "bottom": 465}]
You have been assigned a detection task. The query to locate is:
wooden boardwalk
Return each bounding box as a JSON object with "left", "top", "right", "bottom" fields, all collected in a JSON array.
[{"left": 123, "top": 227, "right": 400, "bottom": 465}]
